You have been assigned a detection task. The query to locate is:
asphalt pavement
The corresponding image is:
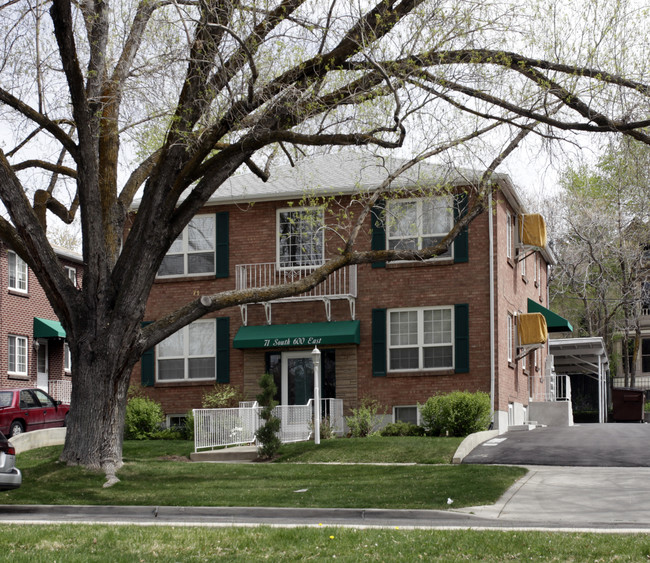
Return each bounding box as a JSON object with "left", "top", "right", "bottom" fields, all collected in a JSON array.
[{"left": 462, "top": 423, "right": 650, "bottom": 466}]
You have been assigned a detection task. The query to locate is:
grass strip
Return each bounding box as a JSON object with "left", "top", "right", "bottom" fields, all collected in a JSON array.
[
  {"left": 1, "top": 441, "right": 523, "bottom": 509},
  {"left": 1, "top": 524, "right": 650, "bottom": 562}
]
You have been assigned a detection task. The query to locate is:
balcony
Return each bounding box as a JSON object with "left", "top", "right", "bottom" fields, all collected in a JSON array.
[{"left": 235, "top": 262, "right": 357, "bottom": 324}]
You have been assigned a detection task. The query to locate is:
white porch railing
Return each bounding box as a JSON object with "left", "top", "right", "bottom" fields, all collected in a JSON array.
[
  {"left": 48, "top": 380, "right": 72, "bottom": 403},
  {"left": 193, "top": 398, "right": 344, "bottom": 452},
  {"left": 193, "top": 404, "right": 260, "bottom": 450},
  {"left": 235, "top": 262, "right": 357, "bottom": 301},
  {"left": 533, "top": 374, "right": 572, "bottom": 402}
]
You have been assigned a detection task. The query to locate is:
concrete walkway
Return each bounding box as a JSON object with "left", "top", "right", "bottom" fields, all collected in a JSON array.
[{"left": 455, "top": 465, "right": 650, "bottom": 527}]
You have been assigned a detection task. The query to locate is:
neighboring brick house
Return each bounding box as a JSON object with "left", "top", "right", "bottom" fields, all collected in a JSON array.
[
  {"left": 131, "top": 152, "right": 570, "bottom": 431},
  {"left": 0, "top": 242, "right": 82, "bottom": 402}
]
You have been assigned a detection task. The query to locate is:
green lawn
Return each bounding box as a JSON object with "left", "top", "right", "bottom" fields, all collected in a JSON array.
[
  {"left": 0, "top": 439, "right": 524, "bottom": 509},
  {"left": 1, "top": 525, "right": 650, "bottom": 562},
  {"left": 275, "top": 435, "right": 462, "bottom": 464}
]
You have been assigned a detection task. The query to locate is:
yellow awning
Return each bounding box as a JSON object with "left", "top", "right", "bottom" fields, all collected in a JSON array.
[
  {"left": 517, "top": 313, "right": 548, "bottom": 346},
  {"left": 519, "top": 214, "right": 547, "bottom": 248}
]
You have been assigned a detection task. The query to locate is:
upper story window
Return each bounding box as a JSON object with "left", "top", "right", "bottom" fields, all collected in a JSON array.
[
  {"left": 388, "top": 306, "right": 453, "bottom": 371},
  {"left": 507, "top": 313, "right": 514, "bottom": 363},
  {"left": 158, "top": 215, "right": 215, "bottom": 277},
  {"left": 157, "top": 320, "right": 216, "bottom": 381},
  {"left": 65, "top": 266, "right": 77, "bottom": 287},
  {"left": 386, "top": 197, "right": 453, "bottom": 258},
  {"left": 277, "top": 208, "right": 324, "bottom": 269},
  {"left": 506, "top": 212, "right": 513, "bottom": 260},
  {"left": 8, "top": 251, "right": 28, "bottom": 292}
]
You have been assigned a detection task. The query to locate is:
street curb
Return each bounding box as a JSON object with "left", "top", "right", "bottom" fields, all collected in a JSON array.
[{"left": 452, "top": 430, "right": 499, "bottom": 464}]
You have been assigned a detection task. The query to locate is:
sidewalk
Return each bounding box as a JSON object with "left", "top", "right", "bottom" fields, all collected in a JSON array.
[{"left": 455, "top": 465, "right": 650, "bottom": 526}]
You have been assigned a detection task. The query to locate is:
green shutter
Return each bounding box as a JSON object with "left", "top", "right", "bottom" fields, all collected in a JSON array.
[
  {"left": 454, "top": 304, "right": 470, "bottom": 373},
  {"left": 140, "top": 322, "right": 155, "bottom": 387},
  {"left": 372, "top": 308, "right": 387, "bottom": 377},
  {"left": 453, "top": 192, "right": 469, "bottom": 264},
  {"left": 216, "top": 317, "right": 230, "bottom": 383},
  {"left": 215, "top": 212, "right": 229, "bottom": 278},
  {"left": 371, "top": 200, "right": 386, "bottom": 269}
]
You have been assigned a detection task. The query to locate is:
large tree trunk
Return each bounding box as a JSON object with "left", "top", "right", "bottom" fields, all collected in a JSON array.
[{"left": 59, "top": 335, "right": 137, "bottom": 482}]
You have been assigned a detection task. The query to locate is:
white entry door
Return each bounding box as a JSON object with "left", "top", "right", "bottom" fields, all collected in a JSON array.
[
  {"left": 36, "top": 340, "right": 49, "bottom": 391},
  {"left": 281, "top": 351, "right": 314, "bottom": 405}
]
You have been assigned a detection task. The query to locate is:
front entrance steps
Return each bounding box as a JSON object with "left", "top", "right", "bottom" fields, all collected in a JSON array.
[{"left": 190, "top": 445, "right": 258, "bottom": 463}]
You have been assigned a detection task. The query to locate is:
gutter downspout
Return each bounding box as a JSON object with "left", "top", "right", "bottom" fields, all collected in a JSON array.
[{"left": 489, "top": 191, "right": 496, "bottom": 427}]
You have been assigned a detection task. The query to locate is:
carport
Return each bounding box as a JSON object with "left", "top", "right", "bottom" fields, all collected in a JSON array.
[{"left": 549, "top": 337, "right": 609, "bottom": 423}]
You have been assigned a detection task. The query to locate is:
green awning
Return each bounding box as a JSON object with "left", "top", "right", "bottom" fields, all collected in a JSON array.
[
  {"left": 527, "top": 299, "right": 573, "bottom": 333},
  {"left": 233, "top": 320, "right": 360, "bottom": 349},
  {"left": 33, "top": 317, "right": 66, "bottom": 339}
]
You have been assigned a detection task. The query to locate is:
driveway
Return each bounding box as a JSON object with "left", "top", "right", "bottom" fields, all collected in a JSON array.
[{"left": 462, "top": 423, "right": 650, "bottom": 466}]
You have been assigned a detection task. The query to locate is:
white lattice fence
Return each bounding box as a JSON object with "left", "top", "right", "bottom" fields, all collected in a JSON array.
[{"left": 48, "top": 380, "right": 72, "bottom": 403}]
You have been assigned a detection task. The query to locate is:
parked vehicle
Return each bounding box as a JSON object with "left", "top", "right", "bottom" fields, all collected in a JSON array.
[
  {"left": 0, "top": 431, "right": 21, "bottom": 490},
  {"left": 0, "top": 388, "right": 70, "bottom": 437}
]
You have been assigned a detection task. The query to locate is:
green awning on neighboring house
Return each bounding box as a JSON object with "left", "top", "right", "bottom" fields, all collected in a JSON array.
[
  {"left": 33, "top": 317, "right": 66, "bottom": 339},
  {"left": 233, "top": 320, "right": 361, "bottom": 349},
  {"left": 527, "top": 299, "right": 573, "bottom": 333}
]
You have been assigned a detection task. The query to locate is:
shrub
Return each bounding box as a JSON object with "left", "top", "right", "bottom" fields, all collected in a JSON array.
[
  {"left": 310, "top": 416, "right": 336, "bottom": 440},
  {"left": 202, "top": 384, "right": 244, "bottom": 409},
  {"left": 124, "top": 396, "right": 165, "bottom": 440},
  {"left": 379, "top": 421, "right": 425, "bottom": 437},
  {"left": 254, "top": 373, "right": 281, "bottom": 459},
  {"left": 419, "top": 391, "right": 491, "bottom": 437},
  {"left": 183, "top": 410, "right": 195, "bottom": 441},
  {"left": 345, "top": 398, "right": 383, "bottom": 438}
]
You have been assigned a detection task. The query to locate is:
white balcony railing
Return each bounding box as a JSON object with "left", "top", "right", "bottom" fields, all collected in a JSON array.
[{"left": 235, "top": 262, "right": 357, "bottom": 301}]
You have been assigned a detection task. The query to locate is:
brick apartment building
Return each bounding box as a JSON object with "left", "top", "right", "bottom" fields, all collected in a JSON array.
[
  {"left": 0, "top": 242, "right": 82, "bottom": 401},
  {"left": 131, "top": 152, "right": 570, "bottom": 431}
]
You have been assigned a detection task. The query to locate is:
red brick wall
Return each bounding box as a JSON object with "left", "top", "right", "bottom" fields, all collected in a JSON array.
[
  {"left": 0, "top": 244, "right": 79, "bottom": 390},
  {"left": 134, "top": 189, "right": 552, "bottom": 423},
  {"left": 492, "top": 194, "right": 551, "bottom": 418}
]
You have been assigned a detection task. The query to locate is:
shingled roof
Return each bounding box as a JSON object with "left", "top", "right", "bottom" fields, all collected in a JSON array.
[{"left": 206, "top": 151, "right": 512, "bottom": 204}]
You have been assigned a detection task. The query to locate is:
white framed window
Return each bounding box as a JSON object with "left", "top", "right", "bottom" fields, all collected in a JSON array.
[
  {"left": 393, "top": 406, "right": 420, "bottom": 425},
  {"left": 8, "top": 251, "right": 28, "bottom": 292},
  {"left": 277, "top": 207, "right": 324, "bottom": 269},
  {"left": 388, "top": 306, "right": 454, "bottom": 371},
  {"left": 8, "top": 335, "right": 28, "bottom": 375},
  {"left": 386, "top": 197, "right": 453, "bottom": 258},
  {"left": 64, "top": 342, "right": 71, "bottom": 372},
  {"left": 158, "top": 215, "right": 216, "bottom": 277},
  {"left": 157, "top": 319, "right": 216, "bottom": 381},
  {"left": 506, "top": 212, "right": 513, "bottom": 260},
  {"left": 507, "top": 313, "right": 514, "bottom": 363},
  {"left": 65, "top": 266, "right": 77, "bottom": 287},
  {"left": 520, "top": 250, "right": 526, "bottom": 278}
]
